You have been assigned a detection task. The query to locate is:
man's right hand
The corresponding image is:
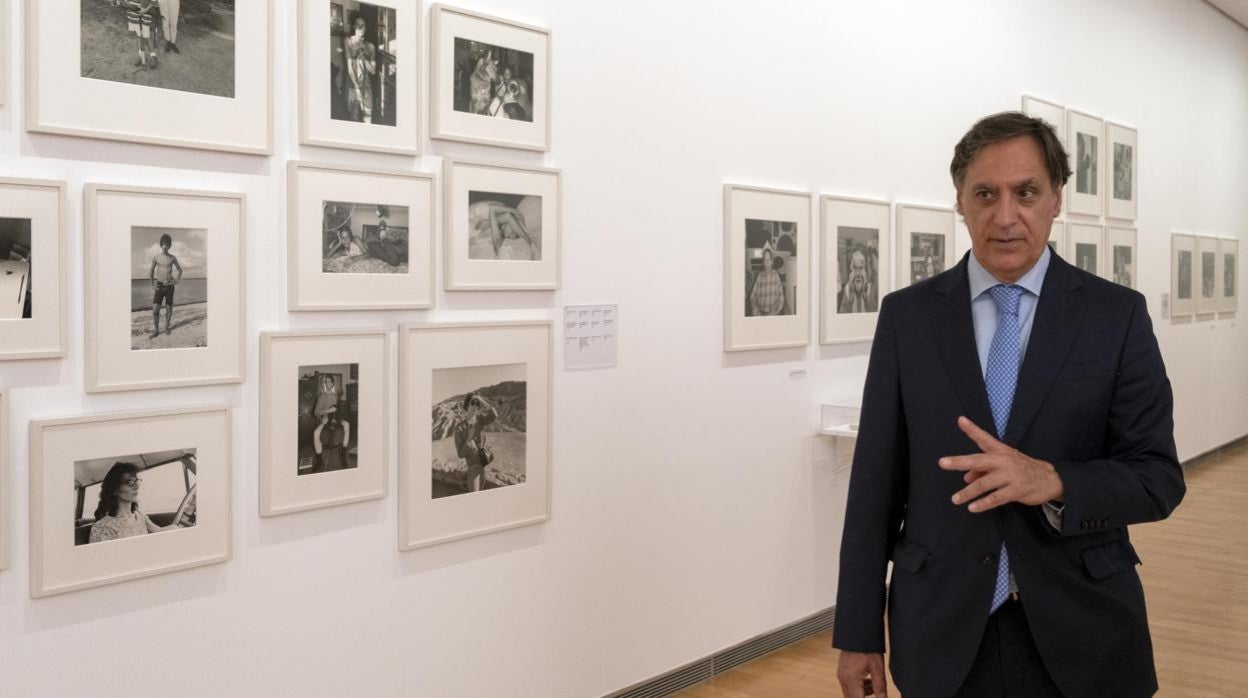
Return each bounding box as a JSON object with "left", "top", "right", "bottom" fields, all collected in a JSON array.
[{"left": 837, "top": 651, "right": 888, "bottom": 697}]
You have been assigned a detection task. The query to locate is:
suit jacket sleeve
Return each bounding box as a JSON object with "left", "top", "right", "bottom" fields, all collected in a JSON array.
[
  {"left": 1052, "top": 293, "right": 1185, "bottom": 535},
  {"left": 832, "top": 294, "right": 909, "bottom": 653}
]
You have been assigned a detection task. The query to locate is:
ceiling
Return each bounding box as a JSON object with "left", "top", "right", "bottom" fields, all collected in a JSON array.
[{"left": 1206, "top": 0, "right": 1248, "bottom": 30}]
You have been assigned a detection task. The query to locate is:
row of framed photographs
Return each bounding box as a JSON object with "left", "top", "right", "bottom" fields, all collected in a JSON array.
[
  {"left": 724, "top": 184, "right": 961, "bottom": 350},
  {"left": 1022, "top": 95, "right": 1138, "bottom": 221},
  {"left": 0, "top": 160, "right": 561, "bottom": 384},
  {"left": 6, "top": 320, "right": 553, "bottom": 597},
  {"left": 1171, "top": 234, "right": 1239, "bottom": 317},
  {"left": 23, "top": 1, "right": 551, "bottom": 155}
]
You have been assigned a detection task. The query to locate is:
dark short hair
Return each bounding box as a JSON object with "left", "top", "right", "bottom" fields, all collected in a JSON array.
[
  {"left": 950, "top": 111, "right": 1071, "bottom": 191},
  {"left": 159, "top": 233, "right": 172, "bottom": 247}
]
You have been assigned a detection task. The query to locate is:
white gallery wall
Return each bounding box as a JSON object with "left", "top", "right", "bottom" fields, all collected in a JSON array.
[{"left": 1, "top": 0, "right": 1246, "bottom": 695}]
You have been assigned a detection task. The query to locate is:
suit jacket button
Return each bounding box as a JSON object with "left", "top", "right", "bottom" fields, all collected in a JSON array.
[
  {"left": 981, "top": 554, "right": 994, "bottom": 565},
  {"left": 1081, "top": 521, "right": 1089, "bottom": 529}
]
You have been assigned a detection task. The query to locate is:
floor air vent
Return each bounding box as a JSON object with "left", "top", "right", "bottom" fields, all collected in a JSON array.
[{"left": 605, "top": 606, "right": 835, "bottom": 698}]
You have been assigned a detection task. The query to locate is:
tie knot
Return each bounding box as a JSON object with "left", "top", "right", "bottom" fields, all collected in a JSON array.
[{"left": 988, "top": 284, "right": 1024, "bottom": 316}]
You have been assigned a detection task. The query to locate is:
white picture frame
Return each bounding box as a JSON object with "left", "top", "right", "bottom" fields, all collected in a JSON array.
[
  {"left": 0, "top": 389, "right": 7, "bottom": 571},
  {"left": 1105, "top": 226, "right": 1138, "bottom": 289},
  {"left": 724, "top": 184, "right": 811, "bottom": 351},
  {"left": 84, "top": 184, "right": 245, "bottom": 393},
  {"left": 287, "top": 161, "right": 435, "bottom": 310},
  {"left": 1067, "top": 109, "right": 1104, "bottom": 217},
  {"left": 259, "top": 330, "right": 390, "bottom": 517},
  {"left": 443, "top": 159, "right": 561, "bottom": 291},
  {"left": 1047, "top": 219, "right": 1067, "bottom": 259},
  {"left": 430, "top": 4, "right": 551, "bottom": 151},
  {"left": 1171, "top": 233, "right": 1197, "bottom": 318},
  {"left": 1068, "top": 222, "right": 1105, "bottom": 278},
  {"left": 820, "top": 195, "right": 889, "bottom": 345},
  {"left": 398, "top": 320, "right": 552, "bottom": 550},
  {"left": 298, "top": 0, "right": 420, "bottom": 155},
  {"left": 1105, "top": 122, "right": 1138, "bottom": 221},
  {"left": 0, "top": 0, "right": 6, "bottom": 107},
  {"left": 896, "top": 203, "right": 955, "bottom": 289},
  {"left": 0, "top": 178, "right": 68, "bottom": 360},
  {"left": 27, "top": 1, "right": 272, "bottom": 154},
  {"left": 1218, "top": 238, "right": 1239, "bottom": 313},
  {"left": 1022, "top": 95, "right": 1067, "bottom": 215},
  {"left": 1196, "top": 236, "right": 1221, "bottom": 315},
  {"left": 28, "top": 405, "right": 232, "bottom": 598}
]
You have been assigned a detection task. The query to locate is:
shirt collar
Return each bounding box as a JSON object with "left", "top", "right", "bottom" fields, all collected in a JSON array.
[{"left": 968, "top": 245, "right": 1051, "bottom": 299}]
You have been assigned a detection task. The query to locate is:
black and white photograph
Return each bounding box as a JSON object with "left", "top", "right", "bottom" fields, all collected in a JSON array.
[
  {"left": 1202, "top": 250, "right": 1217, "bottom": 300},
  {"left": 322, "top": 200, "right": 409, "bottom": 274},
  {"left": 1113, "top": 142, "right": 1134, "bottom": 202},
  {"left": 130, "top": 226, "right": 208, "bottom": 351},
  {"left": 1076, "top": 242, "right": 1098, "bottom": 275},
  {"left": 745, "top": 219, "right": 798, "bottom": 317},
  {"left": 1113, "top": 245, "right": 1134, "bottom": 287},
  {"left": 297, "top": 364, "right": 359, "bottom": 476},
  {"left": 1177, "top": 250, "right": 1193, "bottom": 300},
  {"left": 431, "top": 363, "right": 527, "bottom": 499},
  {"left": 0, "top": 217, "right": 32, "bottom": 320},
  {"left": 72, "top": 449, "right": 198, "bottom": 546},
  {"left": 80, "top": 0, "right": 236, "bottom": 98},
  {"left": 1076, "top": 131, "right": 1098, "bottom": 196},
  {"left": 836, "top": 226, "right": 879, "bottom": 314},
  {"left": 909, "top": 232, "right": 945, "bottom": 283},
  {"left": 1226, "top": 252, "right": 1237, "bottom": 300},
  {"left": 468, "top": 191, "right": 542, "bottom": 261},
  {"left": 453, "top": 38, "right": 534, "bottom": 122},
  {"left": 329, "top": 1, "right": 397, "bottom": 127}
]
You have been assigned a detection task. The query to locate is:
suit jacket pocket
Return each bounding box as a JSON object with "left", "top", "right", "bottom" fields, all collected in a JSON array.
[
  {"left": 891, "top": 539, "right": 929, "bottom": 573},
  {"left": 1058, "top": 359, "right": 1113, "bottom": 381},
  {"left": 1081, "top": 537, "right": 1141, "bottom": 580}
]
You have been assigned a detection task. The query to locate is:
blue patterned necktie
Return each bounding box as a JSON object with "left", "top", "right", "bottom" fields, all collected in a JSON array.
[{"left": 985, "top": 284, "right": 1024, "bottom": 614}]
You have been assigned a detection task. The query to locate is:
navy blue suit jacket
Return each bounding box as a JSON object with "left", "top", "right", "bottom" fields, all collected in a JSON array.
[{"left": 833, "top": 252, "right": 1185, "bottom": 698}]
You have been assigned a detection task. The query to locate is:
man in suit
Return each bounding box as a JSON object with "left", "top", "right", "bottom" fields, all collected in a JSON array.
[{"left": 834, "top": 112, "right": 1185, "bottom": 697}]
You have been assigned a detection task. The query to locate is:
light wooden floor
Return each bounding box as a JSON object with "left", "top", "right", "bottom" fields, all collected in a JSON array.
[{"left": 680, "top": 441, "right": 1248, "bottom": 697}]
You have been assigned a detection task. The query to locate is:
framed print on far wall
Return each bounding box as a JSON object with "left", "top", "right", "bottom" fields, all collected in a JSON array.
[
  {"left": 1170, "top": 233, "right": 1196, "bottom": 318},
  {"left": 0, "top": 178, "right": 68, "bottom": 360},
  {"left": 724, "top": 184, "right": 811, "bottom": 351},
  {"left": 443, "top": 160, "right": 561, "bottom": 291},
  {"left": 1067, "top": 110, "right": 1104, "bottom": 216},
  {"left": 299, "top": 0, "right": 419, "bottom": 155},
  {"left": 0, "top": 389, "right": 7, "bottom": 571},
  {"left": 430, "top": 3, "right": 551, "bottom": 151},
  {"left": 259, "top": 330, "right": 389, "bottom": 517},
  {"left": 27, "top": 1, "right": 272, "bottom": 154},
  {"left": 28, "top": 405, "right": 231, "bottom": 598},
  {"left": 1218, "top": 238, "right": 1239, "bottom": 313},
  {"left": 820, "top": 195, "right": 889, "bottom": 344},
  {"left": 398, "top": 320, "right": 551, "bottom": 551},
  {"left": 1106, "top": 226, "right": 1138, "bottom": 289},
  {"left": 84, "top": 185, "right": 245, "bottom": 393},
  {"left": 895, "top": 203, "right": 955, "bottom": 290},
  {"left": 1105, "top": 122, "right": 1138, "bottom": 221},
  {"left": 288, "top": 161, "right": 435, "bottom": 310},
  {"left": 1046, "top": 219, "right": 1067, "bottom": 259},
  {"left": 1196, "top": 236, "right": 1220, "bottom": 315},
  {"left": 1068, "top": 222, "right": 1104, "bottom": 278}
]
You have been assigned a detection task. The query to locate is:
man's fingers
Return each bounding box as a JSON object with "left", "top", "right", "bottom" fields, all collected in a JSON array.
[
  {"left": 939, "top": 453, "right": 996, "bottom": 472},
  {"left": 957, "top": 416, "right": 1008, "bottom": 453},
  {"left": 952, "top": 473, "right": 1006, "bottom": 507},
  {"left": 964, "top": 470, "right": 986, "bottom": 484},
  {"left": 870, "top": 657, "right": 890, "bottom": 697},
  {"left": 967, "top": 484, "right": 1017, "bottom": 513}
]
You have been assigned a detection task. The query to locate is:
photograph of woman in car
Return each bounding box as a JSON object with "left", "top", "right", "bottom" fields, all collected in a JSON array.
[{"left": 77, "top": 454, "right": 198, "bottom": 546}]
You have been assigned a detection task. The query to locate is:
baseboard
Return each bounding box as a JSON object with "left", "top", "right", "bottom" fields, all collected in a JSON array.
[
  {"left": 603, "top": 606, "right": 836, "bottom": 698},
  {"left": 1182, "top": 434, "right": 1247, "bottom": 469}
]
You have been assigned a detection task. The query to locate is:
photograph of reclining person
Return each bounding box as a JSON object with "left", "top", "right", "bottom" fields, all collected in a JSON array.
[{"left": 322, "top": 201, "right": 409, "bottom": 274}]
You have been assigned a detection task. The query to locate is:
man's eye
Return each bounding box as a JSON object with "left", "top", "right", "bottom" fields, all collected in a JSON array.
[
  {"left": 1018, "top": 189, "right": 1036, "bottom": 200},
  {"left": 975, "top": 191, "right": 993, "bottom": 200}
]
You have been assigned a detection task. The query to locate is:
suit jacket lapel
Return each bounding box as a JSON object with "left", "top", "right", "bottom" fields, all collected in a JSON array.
[
  {"left": 1003, "top": 254, "right": 1085, "bottom": 446},
  {"left": 929, "top": 255, "right": 996, "bottom": 436}
]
